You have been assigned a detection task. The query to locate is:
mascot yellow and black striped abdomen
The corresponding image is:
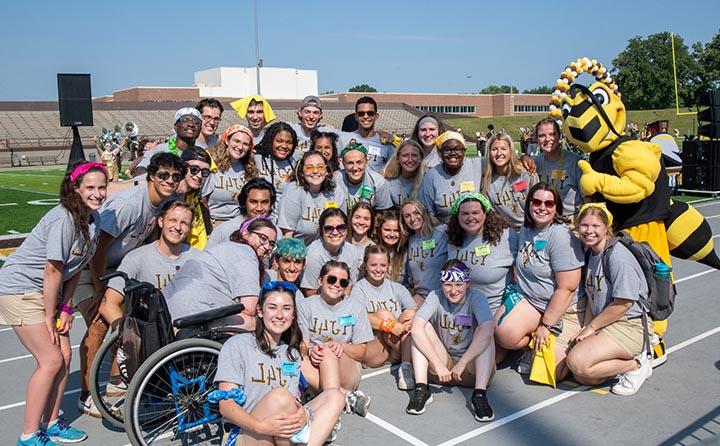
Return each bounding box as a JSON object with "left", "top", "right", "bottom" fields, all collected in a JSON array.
[{"left": 666, "top": 200, "right": 720, "bottom": 269}]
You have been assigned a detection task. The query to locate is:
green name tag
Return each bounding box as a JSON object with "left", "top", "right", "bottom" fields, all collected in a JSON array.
[
  {"left": 474, "top": 245, "right": 491, "bottom": 256},
  {"left": 421, "top": 239, "right": 436, "bottom": 250},
  {"left": 359, "top": 185, "right": 374, "bottom": 199}
]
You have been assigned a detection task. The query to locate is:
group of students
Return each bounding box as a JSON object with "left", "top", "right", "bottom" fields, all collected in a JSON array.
[{"left": 0, "top": 94, "right": 658, "bottom": 446}]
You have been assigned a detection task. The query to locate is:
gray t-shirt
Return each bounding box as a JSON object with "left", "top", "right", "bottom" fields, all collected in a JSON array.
[
  {"left": 424, "top": 150, "right": 441, "bottom": 169},
  {"left": 107, "top": 243, "right": 198, "bottom": 294},
  {"left": 515, "top": 224, "right": 584, "bottom": 312},
  {"left": 415, "top": 288, "right": 493, "bottom": 357},
  {"left": 300, "top": 239, "right": 362, "bottom": 290},
  {"left": 98, "top": 185, "right": 159, "bottom": 268},
  {"left": 349, "top": 278, "right": 416, "bottom": 319},
  {"left": 448, "top": 228, "right": 518, "bottom": 313},
  {"left": 215, "top": 332, "right": 301, "bottom": 412},
  {"left": 136, "top": 142, "right": 170, "bottom": 170},
  {"left": 202, "top": 162, "right": 250, "bottom": 221},
  {"left": 288, "top": 122, "right": 335, "bottom": 154},
  {"left": 252, "top": 127, "right": 267, "bottom": 147},
  {"left": 338, "top": 131, "right": 395, "bottom": 173},
  {"left": 297, "top": 295, "right": 374, "bottom": 346},
  {"left": 386, "top": 176, "right": 416, "bottom": 208},
  {"left": 254, "top": 153, "right": 296, "bottom": 202},
  {"left": 406, "top": 224, "right": 449, "bottom": 297},
  {"left": 165, "top": 242, "right": 261, "bottom": 320},
  {"left": 0, "top": 206, "right": 100, "bottom": 294},
  {"left": 485, "top": 171, "right": 538, "bottom": 228},
  {"left": 196, "top": 134, "right": 219, "bottom": 149},
  {"left": 585, "top": 243, "right": 647, "bottom": 319},
  {"left": 206, "top": 215, "right": 246, "bottom": 248},
  {"left": 418, "top": 156, "right": 484, "bottom": 223},
  {"left": 334, "top": 169, "right": 393, "bottom": 213},
  {"left": 533, "top": 150, "right": 584, "bottom": 217},
  {"left": 277, "top": 182, "right": 347, "bottom": 247}
]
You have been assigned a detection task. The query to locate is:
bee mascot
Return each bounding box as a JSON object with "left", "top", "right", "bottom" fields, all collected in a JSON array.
[{"left": 549, "top": 57, "right": 720, "bottom": 365}]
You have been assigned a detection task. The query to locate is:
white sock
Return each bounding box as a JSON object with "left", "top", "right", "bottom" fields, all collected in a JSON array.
[
  {"left": 20, "top": 431, "right": 37, "bottom": 441},
  {"left": 47, "top": 418, "right": 58, "bottom": 428}
]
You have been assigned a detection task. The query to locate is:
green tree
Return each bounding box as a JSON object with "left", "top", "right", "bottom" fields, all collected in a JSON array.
[
  {"left": 522, "top": 85, "right": 553, "bottom": 94},
  {"left": 479, "top": 85, "right": 518, "bottom": 94},
  {"left": 612, "top": 32, "right": 699, "bottom": 110},
  {"left": 349, "top": 84, "right": 377, "bottom": 92},
  {"left": 695, "top": 28, "right": 720, "bottom": 95}
]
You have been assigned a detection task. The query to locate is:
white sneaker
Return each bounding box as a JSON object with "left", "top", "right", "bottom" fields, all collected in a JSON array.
[
  {"left": 325, "top": 418, "right": 341, "bottom": 444},
  {"left": 611, "top": 355, "right": 652, "bottom": 396},
  {"left": 105, "top": 380, "right": 128, "bottom": 397},
  {"left": 77, "top": 395, "right": 101, "bottom": 418},
  {"left": 516, "top": 350, "right": 533, "bottom": 375},
  {"left": 397, "top": 362, "right": 415, "bottom": 390},
  {"left": 344, "top": 390, "right": 371, "bottom": 417}
]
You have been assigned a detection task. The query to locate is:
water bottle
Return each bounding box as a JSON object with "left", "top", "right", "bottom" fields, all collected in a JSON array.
[{"left": 653, "top": 262, "right": 671, "bottom": 279}]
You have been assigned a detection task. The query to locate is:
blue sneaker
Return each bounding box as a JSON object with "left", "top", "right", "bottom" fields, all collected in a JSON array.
[
  {"left": 45, "top": 419, "right": 87, "bottom": 443},
  {"left": 17, "top": 431, "right": 59, "bottom": 446}
]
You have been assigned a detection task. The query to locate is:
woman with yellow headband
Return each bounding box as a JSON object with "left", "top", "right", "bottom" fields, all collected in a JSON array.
[
  {"left": 417, "top": 131, "right": 483, "bottom": 223},
  {"left": 566, "top": 203, "right": 653, "bottom": 396},
  {"left": 203, "top": 124, "right": 259, "bottom": 224}
]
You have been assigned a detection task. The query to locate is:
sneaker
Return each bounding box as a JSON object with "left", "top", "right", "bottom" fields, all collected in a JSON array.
[
  {"left": 17, "top": 431, "right": 59, "bottom": 446},
  {"left": 344, "top": 390, "right": 371, "bottom": 417},
  {"left": 45, "top": 418, "right": 87, "bottom": 444},
  {"left": 77, "top": 395, "right": 101, "bottom": 418},
  {"left": 651, "top": 336, "right": 667, "bottom": 368},
  {"left": 471, "top": 392, "right": 495, "bottom": 422},
  {"left": 396, "top": 362, "right": 415, "bottom": 391},
  {"left": 105, "top": 380, "right": 128, "bottom": 397},
  {"left": 405, "top": 387, "right": 433, "bottom": 415},
  {"left": 611, "top": 355, "right": 652, "bottom": 396},
  {"left": 325, "top": 419, "right": 341, "bottom": 444},
  {"left": 515, "top": 350, "right": 533, "bottom": 375}
]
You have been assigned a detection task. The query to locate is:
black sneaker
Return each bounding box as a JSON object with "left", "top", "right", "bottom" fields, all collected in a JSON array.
[
  {"left": 406, "top": 387, "right": 433, "bottom": 415},
  {"left": 472, "top": 392, "right": 494, "bottom": 422}
]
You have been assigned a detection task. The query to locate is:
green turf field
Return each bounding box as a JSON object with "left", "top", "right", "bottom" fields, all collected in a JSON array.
[{"left": 0, "top": 168, "right": 64, "bottom": 234}]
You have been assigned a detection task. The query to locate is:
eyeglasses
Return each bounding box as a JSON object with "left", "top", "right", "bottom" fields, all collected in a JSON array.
[
  {"left": 188, "top": 166, "right": 211, "bottom": 178},
  {"left": 441, "top": 146, "right": 466, "bottom": 155},
  {"left": 303, "top": 164, "right": 327, "bottom": 173},
  {"left": 261, "top": 280, "right": 298, "bottom": 294},
  {"left": 178, "top": 116, "right": 202, "bottom": 124},
  {"left": 202, "top": 115, "right": 222, "bottom": 123},
  {"left": 322, "top": 224, "right": 348, "bottom": 235},
  {"left": 155, "top": 171, "right": 183, "bottom": 183},
  {"left": 356, "top": 110, "right": 376, "bottom": 118},
  {"left": 530, "top": 198, "right": 556, "bottom": 208},
  {"left": 253, "top": 231, "right": 277, "bottom": 249},
  {"left": 325, "top": 275, "right": 350, "bottom": 288}
]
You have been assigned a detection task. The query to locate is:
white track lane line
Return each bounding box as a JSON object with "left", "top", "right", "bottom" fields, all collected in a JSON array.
[
  {"left": 0, "top": 314, "right": 84, "bottom": 333},
  {"left": 365, "top": 413, "right": 431, "bottom": 446},
  {"left": 0, "top": 345, "right": 79, "bottom": 364}
]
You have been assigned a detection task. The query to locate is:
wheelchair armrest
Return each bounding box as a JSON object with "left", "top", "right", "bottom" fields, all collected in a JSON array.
[{"left": 173, "top": 303, "right": 246, "bottom": 329}]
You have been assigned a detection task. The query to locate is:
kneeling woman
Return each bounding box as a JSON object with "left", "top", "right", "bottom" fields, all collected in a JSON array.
[
  {"left": 350, "top": 245, "right": 417, "bottom": 389},
  {"left": 298, "top": 261, "right": 374, "bottom": 417},
  {"left": 407, "top": 260, "right": 496, "bottom": 422},
  {"left": 566, "top": 204, "right": 653, "bottom": 396},
  {"left": 216, "top": 281, "right": 345, "bottom": 446}
]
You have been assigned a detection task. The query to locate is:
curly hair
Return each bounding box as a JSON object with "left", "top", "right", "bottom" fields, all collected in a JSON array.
[
  {"left": 257, "top": 121, "right": 298, "bottom": 159},
  {"left": 294, "top": 150, "right": 335, "bottom": 193},
  {"left": 446, "top": 198, "right": 511, "bottom": 246},
  {"left": 310, "top": 130, "right": 340, "bottom": 173},
  {"left": 213, "top": 128, "right": 259, "bottom": 178}
]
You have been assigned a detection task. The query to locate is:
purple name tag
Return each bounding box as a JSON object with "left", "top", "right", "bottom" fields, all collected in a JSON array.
[{"left": 455, "top": 313, "right": 473, "bottom": 326}]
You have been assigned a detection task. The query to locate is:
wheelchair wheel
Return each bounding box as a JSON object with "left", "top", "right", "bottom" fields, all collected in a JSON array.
[
  {"left": 124, "top": 338, "right": 224, "bottom": 445},
  {"left": 89, "top": 329, "right": 126, "bottom": 428}
]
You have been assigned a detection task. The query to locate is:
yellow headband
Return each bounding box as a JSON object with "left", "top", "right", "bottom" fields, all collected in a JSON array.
[
  {"left": 230, "top": 95, "right": 277, "bottom": 123},
  {"left": 578, "top": 202, "right": 614, "bottom": 227},
  {"left": 434, "top": 131, "right": 466, "bottom": 149}
]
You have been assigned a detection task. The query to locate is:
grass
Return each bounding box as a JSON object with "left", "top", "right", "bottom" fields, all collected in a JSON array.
[{"left": 0, "top": 169, "right": 64, "bottom": 234}]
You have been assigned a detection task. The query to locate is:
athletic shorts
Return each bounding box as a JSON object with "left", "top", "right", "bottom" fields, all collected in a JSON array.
[{"left": 0, "top": 291, "right": 46, "bottom": 326}]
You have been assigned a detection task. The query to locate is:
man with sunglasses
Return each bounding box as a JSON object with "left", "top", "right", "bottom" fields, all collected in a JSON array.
[
  {"left": 195, "top": 98, "right": 223, "bottom": 149},
  {"left": 134, "top": 107, "right": 202, "bottom": 176},
  {"left": 338, "top": 96, "right": 396, "bottom": 173},
  {"left": 76, "top": 152, "right": 185, "bottom": 416}
]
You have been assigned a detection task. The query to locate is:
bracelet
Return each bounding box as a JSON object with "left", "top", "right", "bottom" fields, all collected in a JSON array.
[
  {"left": 379, "top": 319, "right": 396, "bottom": 334},
  {"left": 540, "top": 321, "right": 553, "bottom": 330},
  {"left": 56, "top": 304, "right": 75, "bottom": 315}
]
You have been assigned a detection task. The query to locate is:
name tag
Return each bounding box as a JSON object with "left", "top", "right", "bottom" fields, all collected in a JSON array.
[
  {"left": 359, "top": 185, "right": 374, "bottom": 199},
  {"left": 421, "top": 239, "right": 436, "bottom": 250},
  {"left": 551, "top": 169, "right": 566, "bottom": 180},
  {"left": 474, "top": 245, "right": 491, "bottom": 256},
  {"left": 455, "top": 313, "right": 473, "bottom": 326},
  {"left": 513, "top": 180, "right": 528, "bottom": 192},
  {"left": 460, "top": 181, "right": 475, "bottom": 192},
  {"left": 324, "top": 201, "right": 338, "bottom": 209},
  {"left": 534, "top": 239, "right": 547, "bottom": 251},
  {"left": 281, "top": 362, "right": 298, "bottom": 376},
  {"left": 339, "top": 314, "right": 356, "bottom": 327},
  {"left": 368, "top": 145, "right": 382, "bottom": 156}
]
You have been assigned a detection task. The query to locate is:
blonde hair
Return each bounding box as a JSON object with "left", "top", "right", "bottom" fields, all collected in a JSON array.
[
  {"left": 383, "top": 139, "right": 427, "bottom": 201},
  {"left": 576, "top": 205, "right": 615, "bottom": 238},
  {"left": 400, "top": 199, "right": 440, "bottom": 238},
  {"left": 481, "top": 132, "right": 525, "bottom": 192}
]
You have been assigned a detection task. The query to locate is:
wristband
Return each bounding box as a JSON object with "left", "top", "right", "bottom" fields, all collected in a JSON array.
[
  {"left": 57, "top": 304, "right": 75, "bottom": 315},
  {"left": 379, "top": 319, "right": 396, "bottom": 334}
]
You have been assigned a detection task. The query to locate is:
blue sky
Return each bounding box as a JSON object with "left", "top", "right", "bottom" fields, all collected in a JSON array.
[{"left": 0, "top": 0, "right": 717, "bottom": 100}]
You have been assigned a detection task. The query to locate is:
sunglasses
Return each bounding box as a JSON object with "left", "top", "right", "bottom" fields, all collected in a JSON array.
[
  {"left": 261, "top": 280, "right": 298, "bottom": 294},
  {"left": 323, "top": 223, "right": 348, "bottom": 235},
  {"left": 303, "top": 164, "right": 327, "bottom": 173},
  {"left": 253, "top": 231, "right": 277, "bottom": 249},
  {"left": 356, "top": 110, "right": 376, "bottom": 118},
  {"left": 325, "top": 275, "right": 350, "bottom": 288},
  {"left": 178, "top": 115, "right": 202, "bottom": 124},
  {"left": 155, "top": 171, "right": 183, "bottom": 183},
  {"left": 530, "top": 198, "right": 556, "bottom": 208},
  {"left": 188, "top": 166, "right": 211, "bottom": 178}
]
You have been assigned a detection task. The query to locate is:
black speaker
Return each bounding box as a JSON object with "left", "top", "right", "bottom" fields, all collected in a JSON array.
[
  {"left": 57, "top": 74, "right": 93, "bottom": 127},
  {"left": 681, "top": 140, "right": 720, "bottom": 165},
  {"left": 697, "top": 90, "right": 720, "bottom": 140}
]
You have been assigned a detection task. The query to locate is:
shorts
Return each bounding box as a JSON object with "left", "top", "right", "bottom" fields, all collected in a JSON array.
[
  {"left": 601, "top": 316, "right": 649, "bottom": 358},
  {"left": 428, "top": 355, "right": 475, "bottom": 387},
  {"left": 556, "top": 303, "right": 583, "bottom": 350},
  {"left": 0, "top": 291, "right": 46, "bottom": 326}
]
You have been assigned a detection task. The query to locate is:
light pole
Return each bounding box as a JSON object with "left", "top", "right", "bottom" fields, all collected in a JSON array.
[{"left": 253, "top": 0, "right": 262, "bottom": 95}]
